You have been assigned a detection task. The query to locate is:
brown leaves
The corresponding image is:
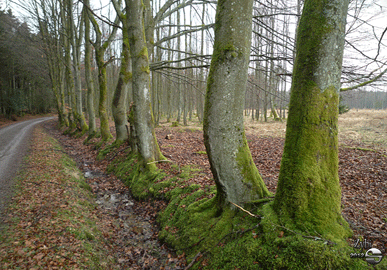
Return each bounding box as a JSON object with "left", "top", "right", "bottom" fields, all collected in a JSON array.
[
  {"left": 4, "top": 116, "right": 385, "bottom": 269},
  {"left": 0, "top": 126, "right": 118, "bottom": 269},
  {"left": 155, "top": 127, "right": 386, "bottom": 254},
  {"left": 339, "top": 147, "right": 387, "bottom": 252}
]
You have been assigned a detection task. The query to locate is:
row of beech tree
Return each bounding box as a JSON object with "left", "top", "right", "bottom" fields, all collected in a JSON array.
[
  {"left": 3, "top": 0, "right": 386, "bottom": 261},
  {"left": 3, "top": 0, "right": 386, "bottom": 124},
  {"left": 0, "top": 10, "right": 54, "bottom": 117},
  {"left": 25, "top": 0, "right": 294, "bottom": 142}
]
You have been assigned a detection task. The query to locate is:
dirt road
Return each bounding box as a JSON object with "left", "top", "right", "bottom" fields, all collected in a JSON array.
[{"left": 0, "top": 117, "right": 55, "bottom": 215}]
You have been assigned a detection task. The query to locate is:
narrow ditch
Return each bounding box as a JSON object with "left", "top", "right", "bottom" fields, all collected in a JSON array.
[{"left": 44, "top": 121, "right": 186, "bottom": 269}]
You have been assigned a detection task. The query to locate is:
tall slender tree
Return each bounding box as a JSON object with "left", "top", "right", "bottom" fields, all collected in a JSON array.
[
  {"left": 125, "top": 0, "right": 165, "bottom": 167},
  {"left": 111, "top": 0, "right": 131, "bottom": 143},
  {"left": 89, "top": 8, "right": 120, "bottom": 141},
  {"left": 83, "top": 0, "right": 96, "bottom": 139},
  {"left": 68, "top": 0, "right": 88, "bottom": 134},
  {"left": 61, "top": 0, "right": 77, "bottom": 130}
]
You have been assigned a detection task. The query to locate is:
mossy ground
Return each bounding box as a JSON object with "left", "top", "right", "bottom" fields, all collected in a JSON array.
[
  {"left": 106, "top": 150, "right": 385, "bottom": 269},
  {"left": 156, "top": 193, "right": 375, "bottom": 269},
  {"left": 96, "top": 139, "right": 125, "bottom": 160}
]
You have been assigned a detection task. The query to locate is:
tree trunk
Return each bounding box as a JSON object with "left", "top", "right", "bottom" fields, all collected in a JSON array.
[
  {"left": 273, "top": 0, "right": 351, "bottom": 242},
  {"left": 89, "top": 11, "right": 119, "bottom": 141},
  {"left": 68, "top": 0, "right": 88, "bottom": 134},
  {"left": 203, "top": 0, "right": 271, "bottom": 209},
  {"left": 112, "top": 24, "right": 131, "bottom": 143},
  {"left": 83, "top": 0, "right": 96, "bottom": 139},
  {"left": 63, "top": 19, "right": 76, "bottom": 131},
  {"left": 176, "top": 3, "right": 182, "bottom": 123},
  {"left": 95, "top": 49, "right": 113, "bottom": 141},
  {"left": 125, "top": 0, "right": 165, "bottom": 166}
]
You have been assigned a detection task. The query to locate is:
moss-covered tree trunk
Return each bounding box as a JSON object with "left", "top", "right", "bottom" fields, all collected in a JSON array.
[
  {"left": 83, "top": 0, "right": 96, "bottom": 139},
  {"left": 112, "top": 18, "right": 131, "bottom": 143},
  {"left": 95, "top": 48, "right": 113, "bottom": 141},
  {"left": 63, "top": 21, "right": 76, "bottom": 131},
  {"left": 68, "top": 0, "right": 88, "bottom": 134},
  {"left": 39, "top": 18, "right": 67, "bottom": 127},
  {"left": 273, "top": 0, "right": 351, "bottom": 242},
  {"left": 203, "top": 0, "right": 271, "bottom": 209},
  {"left": 89, "top": 11, "right": 119, "bottom": 142},
  {"left": 125, "top": 0, "right": 165, "bottom": 167}
]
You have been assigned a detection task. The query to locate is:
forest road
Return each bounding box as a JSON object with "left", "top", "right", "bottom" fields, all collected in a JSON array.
[{"left": 0, "top": 117, "right": 55, "bottom": 217}]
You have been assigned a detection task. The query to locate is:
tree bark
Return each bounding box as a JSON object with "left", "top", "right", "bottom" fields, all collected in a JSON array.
[
  {"left": 95, "top": 48, "right": 113, "bottom": 141},
  {"left": 112, "top": 20, "right": 131, "bottom": 143},
  {"left": 83, "top": 0, "right": 96, "bottom": 138},
  {"left": 62, "top": 4, "right": 77, "bottom": 131},
  {"left": 203, "top": 0, "right": 271, "bottom": 209},
  {"left": 125, "top": 0, "right": 165, "bottom": 166},
  {"left": 89, "top": 10, "right": 119, "bottom": 141},
  {"left": 273, "top": 0, "right": 351, "bottom": 241},
  {"left": 68, "top": 0, "right": 88, "bottom": 134}
]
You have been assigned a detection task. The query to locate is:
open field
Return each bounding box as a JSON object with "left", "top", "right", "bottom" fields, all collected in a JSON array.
[
  {"left": 338, "top": 109, "right": 387, "bottom": 150},
  {"left": 159, "top": 109, "right": 387, "bottom": 151}
]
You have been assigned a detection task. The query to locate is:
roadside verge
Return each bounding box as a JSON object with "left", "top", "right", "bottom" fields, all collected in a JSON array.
[{"left": 0, "top": 126, "right": 118, "bottom": 269}]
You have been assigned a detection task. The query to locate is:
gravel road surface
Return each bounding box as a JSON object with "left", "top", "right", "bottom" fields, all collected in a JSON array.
[{"left": 0, "top": 117, "right": 55, "bottom": 217}]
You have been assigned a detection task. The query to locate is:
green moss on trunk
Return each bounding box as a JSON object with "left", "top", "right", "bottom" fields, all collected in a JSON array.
[
  {"left": 274, "top": 85, "right": 351, "bottom": 242},
  {"left": 112, "top": 27, "right": 130, "bottom": 143},
  {"left": 273, "top": 0, "right": 351, "bottom": 243},
  {"left": 203, "top": 0, "right": 270, "bottom": 208},
  {"left": 96, "top": 50, "right": 113, "bottom": 141},
  {"left": 236, "top": 132, "right": 272, "bottom": 199}
]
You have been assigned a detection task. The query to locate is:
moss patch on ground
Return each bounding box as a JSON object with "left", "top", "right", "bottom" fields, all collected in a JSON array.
[
  {"left": 107, "top": 152, "right": 167, "bottom": 200},
  {"left": 96, "top": 139, "right": 125, "bottom": 160},
  {"left": 156, "top": 192, "right": 376, "bottom": 269},
  {"left": 106, "top": 150, "right": 386, "bottom": 269}
]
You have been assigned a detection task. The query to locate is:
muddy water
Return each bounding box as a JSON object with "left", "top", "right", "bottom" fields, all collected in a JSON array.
[
  {"left": 79, "top": 163, "right": 186, "bottom": 270},
  {"left": 84, "top": 167, "right": 173, "bottom": 269}
]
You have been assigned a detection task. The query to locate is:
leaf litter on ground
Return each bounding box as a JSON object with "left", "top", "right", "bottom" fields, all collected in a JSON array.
[{"left": 1, "top": 114, "right": 386, "bottom": 269}]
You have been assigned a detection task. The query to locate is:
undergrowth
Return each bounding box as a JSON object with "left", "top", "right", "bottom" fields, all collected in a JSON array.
[{"left": 106, "top": 151, "right": 386, "bottom": 269}]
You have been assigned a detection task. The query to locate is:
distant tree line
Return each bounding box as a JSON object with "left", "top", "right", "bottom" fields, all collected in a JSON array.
[
  {"left": 341, "top": 90, "right": 387, "bottom": 110},
  {"left": 0, "top": 9, "right": 54, "bottom": 117}
]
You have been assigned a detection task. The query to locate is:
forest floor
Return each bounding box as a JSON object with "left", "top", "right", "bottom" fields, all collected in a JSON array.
[
  {"left": 0, "top": 109, "right": 386, "bottom": 268},
  {"left": 156, "top": 109, "right": 387, "bottom": 252}
]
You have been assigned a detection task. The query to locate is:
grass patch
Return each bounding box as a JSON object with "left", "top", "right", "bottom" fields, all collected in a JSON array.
[{"left": 0, "top": 127, "right": 118, "bottom": 269}]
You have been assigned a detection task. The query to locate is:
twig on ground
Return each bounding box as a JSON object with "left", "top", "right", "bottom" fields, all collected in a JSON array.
[
  {"left": 147, "top": 160, "right": 173, "bottom": 165},
  {"left": 230, "top": 201, "right": 261, "bottom": 218},
  {"left": 141, "top": 250, "right": 147, "bottom": 269},
  {"left": 341, "top": 145, "right": 387, "bottom": 157},
  {"left": 184, "top": 251, "right": 202, "bottom": 270}
]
